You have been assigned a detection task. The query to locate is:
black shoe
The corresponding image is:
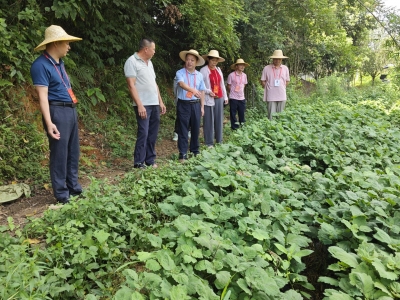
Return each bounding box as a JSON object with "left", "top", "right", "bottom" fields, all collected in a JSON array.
[
  {"left": 178, "top": 154, "right": 188, "bottom": 160},
  {"left": 134, "top": 163, "right": 147, "bottom": 169},
  {"left": 57, "top": 198, "right": 70, "bottom": 204},
  {"left": 70, "top": 190, "right": 82, "bottom": 197}
]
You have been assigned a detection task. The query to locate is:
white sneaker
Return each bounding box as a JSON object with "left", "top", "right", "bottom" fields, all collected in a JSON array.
[{"left": 172, "top": 132, "right": 178, "bottom": 141}]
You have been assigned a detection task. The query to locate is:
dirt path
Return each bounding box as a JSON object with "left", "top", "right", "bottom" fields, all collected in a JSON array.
[{"left": 0, "top": 137, "right": 178, "bottom": 229}]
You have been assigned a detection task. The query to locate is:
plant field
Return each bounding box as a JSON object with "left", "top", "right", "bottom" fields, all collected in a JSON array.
[{"left": 1, "top": 85, "right": 400, "bottom": 299}]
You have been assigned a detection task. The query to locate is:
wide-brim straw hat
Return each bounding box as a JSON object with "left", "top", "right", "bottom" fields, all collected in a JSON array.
[
  {"left": 202, "top": 50, "right": 225, "bottom": 63},
  {"left": 179, "top": 49, "right": 205, "bottom": 66},
  {"left": 270, "top": 49, "right": 288, "bottom": 59},
  {"left": 230, "top": 58, "right": 250, "bottom": 70},
  {"left": 34, "top": 25, "right": 82, "bottom": 51}
]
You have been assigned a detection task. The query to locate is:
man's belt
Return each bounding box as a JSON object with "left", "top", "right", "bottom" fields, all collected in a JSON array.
[
  {"left": 49, "top": 101, "right": 77, "bottom": 108},
  {"left": 178, "top": 99, "right": 200, "bottom": 104}
]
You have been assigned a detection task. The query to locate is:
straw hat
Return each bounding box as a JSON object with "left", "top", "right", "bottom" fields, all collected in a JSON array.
[
  {"left": 34, "top": 25, "right": 82, "bottom": 51},
  {"left": 230, "top": 58, "right": 250, "bottom": 70},
  {"left": 202, "top": 50, "right": 225, "bottom": 62},
  {"left": 179, "top": 49, "right": 205, "bottom": 66},
  {"left": 270, "top": 50, "right": 288, "bottom": 59}
]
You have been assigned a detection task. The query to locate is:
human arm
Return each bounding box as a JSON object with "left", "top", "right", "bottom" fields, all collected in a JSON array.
[
  {"left": 126, "top": 77, "right": 147, "bottom": 119},
  {"left": 261, "top": 66, "right": 267, "bottom": 88},
  {"left": 177, "top": 80, "right": 202, "bottom": 98},
  {"left": 157, "top": 84, "right": 166, "bottom": 114},
  {"left": 285, "top": 66, "right": 290, "bottom": 86},
  {"left": 200, "top": 90, "right": 205, "bottom": 117},
  {"left": 36, "top": 86, "right": 60, "bottom": 140},
  {"left": 218, "top": 68, "right": 228, "bottom": 104},
  {"left": 200, "top": 67, "right": 215, "bottom": 97}
]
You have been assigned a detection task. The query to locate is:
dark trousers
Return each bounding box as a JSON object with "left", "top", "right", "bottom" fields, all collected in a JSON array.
[
  {"left": 44, "top": 106, "right": 82, "bottom": 200},
  {"left": 177, "top": 100, "right": 201, "bottom": 158},
  {"left": 134, "top": 105, "right": 160, "bottom": 165},
  {"left": 229, "top": 99, "right": 246, "bottom": 129},
  {"left": 174, "top": 115, "right": 179, "bottom": 134},
  {"left": 174, "top": 109, "right": 190, "bottom": 134}
]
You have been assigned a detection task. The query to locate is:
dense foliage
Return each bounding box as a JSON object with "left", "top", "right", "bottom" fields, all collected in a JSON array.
[
  {"left": 0, "top": 87, "right": 48, "bottom": 185},
  {"left": 1, "top": 1, "right": 400, "bottom": 298},
  {"left": 0, "top": 0, "right": 398, "bottom": 82},
  {"left": 1, "top": 0, "right": 400, "bottom": 183},
  {"left": 1, "top": 82, "right": 400, "bottom": 299}
]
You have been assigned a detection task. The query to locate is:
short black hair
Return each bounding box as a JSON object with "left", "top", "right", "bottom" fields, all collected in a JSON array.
[{"left": 139, "top": 38, "right": 154, "bottom": 50}]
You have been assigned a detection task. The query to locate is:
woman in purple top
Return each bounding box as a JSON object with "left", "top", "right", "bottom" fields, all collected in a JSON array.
[
  {"left": 260, "top": 50, "right": 290, "bottom": 120},
  {"left": 200, "top": 50, "right": 228, "bottom": 148}
]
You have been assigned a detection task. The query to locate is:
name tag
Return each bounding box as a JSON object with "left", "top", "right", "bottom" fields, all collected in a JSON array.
[
  {"left": 186, "top": 91, "right": 193, "bottom": 98},
  {"left": 235, "top": 85, "right": 241, "bottom": 92},
  {"left": 274, "top": 79, "right": 280, "bottom": 87},
  {"left": 213, "top": 85, "right": 219, "bottom": 94}
]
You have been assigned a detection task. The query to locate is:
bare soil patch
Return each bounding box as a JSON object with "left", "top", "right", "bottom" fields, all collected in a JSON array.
[{"left": 0, "top": 132, "right": 178, "bottom": 228}]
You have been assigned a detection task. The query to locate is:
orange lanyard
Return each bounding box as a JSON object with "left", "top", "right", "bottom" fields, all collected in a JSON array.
[
  {"left": 43, "top": 53, "right": 71, "bottom": 89},
  {"left": 272, "top": 66, "right": 282, "bottom": 79},
  {"left": 235, "top": 72, "right": 243, "bottom": 85}
]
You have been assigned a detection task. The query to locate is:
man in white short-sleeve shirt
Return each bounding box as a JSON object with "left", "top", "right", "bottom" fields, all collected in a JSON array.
[{"left": 124, "top": 38, "right": 166, "bottom": 168}]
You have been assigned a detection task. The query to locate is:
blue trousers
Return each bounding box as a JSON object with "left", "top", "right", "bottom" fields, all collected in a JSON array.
[
  {"left": 229, "top": 99, "right": 246, "bottom": 129},
  {"left": 177, "top": 100, "right": 201, "bottom": 158},
  {"left": 134, "top": 105, "right": 160, "bottom": 165},
  {"left": 44, "top": 106, "right": 82, "bottom": 200}
]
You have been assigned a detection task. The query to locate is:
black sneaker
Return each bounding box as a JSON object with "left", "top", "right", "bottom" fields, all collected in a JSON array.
[
  {"left": 70, "top": 190, "right": 83, "bottom": 197},
  {"left": 134, "top": 163, "right": 147, "bottom": 169},
  {"left": 56, "top": 198, "right": 70, "bottom": 204},
  {"left": 178, "top": 154, "right": 188, "bottom": 163},
  {"left": 178, "top": 153, "right": 188, "bottom": 160}
]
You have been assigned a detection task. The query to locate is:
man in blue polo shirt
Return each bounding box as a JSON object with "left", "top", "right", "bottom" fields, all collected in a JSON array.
[
  {"left": 30, "top": 25, "right": 83, "bottom": 204},
  {"left": 124, "top": 38, "right": 166, "bottom": 169},
  {"left": 175, "top": 49, "right": 206, "bottom": 162}
]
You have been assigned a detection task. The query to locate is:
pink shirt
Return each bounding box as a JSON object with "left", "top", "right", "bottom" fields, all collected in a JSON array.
[
  {"left": 261, "top": 64, "right": 290, "bottom": 102},
  {"left": 227, "top": 71, "right": 248, "bottom": 100}
]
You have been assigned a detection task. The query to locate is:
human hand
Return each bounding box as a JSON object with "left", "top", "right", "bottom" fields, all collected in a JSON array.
[
  {"left": 224, "top": 99, "right": 228, "bottom": 105},
  {"left": 193, "top": 89, "right": 202, "bottom": 98},
  {"left": 48, "top": 123, "right": 60, "bottom": 140},
  {"left": 209, "top": 91, "right": 216, "bottom": 97},
  {"left": 138, "top": 105, "right": 147, "bottom": 119},
  {"left": 160, "top": 102, "right": 166, "bottom": 115}
]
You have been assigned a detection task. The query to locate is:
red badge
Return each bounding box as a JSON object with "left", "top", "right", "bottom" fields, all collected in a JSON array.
[
  {"left": 235, "top": 85, "right": 241, "bottom": 92},
  {"left": 213, "top": 85, "right": 219, "bottom": 94},
  {"left": 186, "top": 91, "right": 193, "bottom": 99}
]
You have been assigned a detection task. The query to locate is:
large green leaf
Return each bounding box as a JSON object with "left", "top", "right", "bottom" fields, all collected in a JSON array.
[
  {"left": 349, "top": 272, "right": 375, "bottom": 298},
  {"left": 170, "top": 285, "right": 189, "bottom": 299},
  {"left": 328, "top": 246, "right": 359, "bottom": 268},
  {"left": 93, "top": 229, "right": 110, "bottom": 244},
  {"left": 372, "top": 259, "right": 398, "bottom": 280}
]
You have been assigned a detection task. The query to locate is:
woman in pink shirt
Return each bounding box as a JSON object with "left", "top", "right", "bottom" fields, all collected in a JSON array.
[
  {"left": 200, "top": 50, "right": 228, "bottom": 147},
  {"left": 260, "top": 50, "right": 290, "bottom": 120},
  {"left": 227, "top": 58, "right": 249, "bottom": 130}
]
